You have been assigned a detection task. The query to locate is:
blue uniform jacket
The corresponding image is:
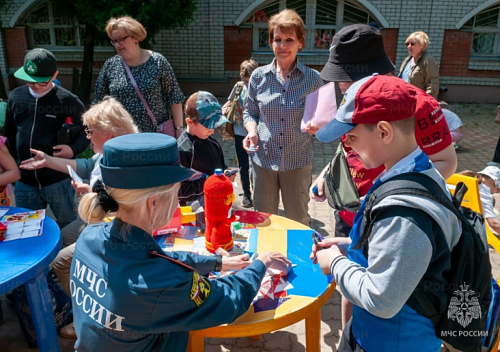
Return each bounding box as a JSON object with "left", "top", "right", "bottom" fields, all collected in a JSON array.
[{"left": 71, "top": 218, "right": 266, "bottom": 351}]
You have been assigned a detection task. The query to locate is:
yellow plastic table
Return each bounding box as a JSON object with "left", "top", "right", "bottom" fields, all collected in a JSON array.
[{"left": 187, "top": 210, "right": 336, "bottom": 352}]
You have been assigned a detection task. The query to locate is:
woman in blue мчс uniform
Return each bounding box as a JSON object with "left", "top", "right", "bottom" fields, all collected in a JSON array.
[{"left": 70, "top": 133, "right": 290, "bottom": 351}]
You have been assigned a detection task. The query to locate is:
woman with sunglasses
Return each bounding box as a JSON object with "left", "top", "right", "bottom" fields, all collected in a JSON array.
[
  {"left": 398, "top": 31, "right": 440, "bottom": 99},
  {"left": 93, "top": 16, "right": 184, "bottom": 137}
]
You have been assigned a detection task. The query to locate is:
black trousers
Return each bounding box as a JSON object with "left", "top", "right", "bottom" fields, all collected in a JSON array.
[{"left": 492, "top": 136, "right": 500, "bottom": 163}]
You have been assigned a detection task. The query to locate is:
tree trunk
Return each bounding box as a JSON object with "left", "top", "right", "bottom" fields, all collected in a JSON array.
[
  {"left": 78, "top": 23, "right": 96, "bottom": 106},
  {"left": 0, "top": 65, "right": 8, "bottom": 100}
]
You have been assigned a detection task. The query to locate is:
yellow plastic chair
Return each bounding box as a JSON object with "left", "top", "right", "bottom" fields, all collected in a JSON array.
[
  {"left": 446, "top": 174, "right": 500, "bottom": 254},
  {"left": 446, "top": 173, "right": 500, "bottom": 351}
]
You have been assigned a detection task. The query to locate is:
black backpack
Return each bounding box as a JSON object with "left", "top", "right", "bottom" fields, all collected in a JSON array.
[{"left": 355, "top": 172, "right": 492, "bottom": 352}]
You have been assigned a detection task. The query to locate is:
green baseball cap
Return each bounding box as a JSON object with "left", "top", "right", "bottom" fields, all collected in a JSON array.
[{"left": 14, "top": 48, "right": 57, "bottom": 83}]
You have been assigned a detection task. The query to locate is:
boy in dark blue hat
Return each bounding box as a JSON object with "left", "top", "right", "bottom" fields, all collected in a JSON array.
[{"left": 177, "top": 91, "right": 234, "bottom": 205}]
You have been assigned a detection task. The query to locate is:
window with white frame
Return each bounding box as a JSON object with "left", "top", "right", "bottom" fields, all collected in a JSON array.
[
  {"left": 463, "top": 5, "right": 500, "bottom": 56},
  {"left": 20, "top": 1, "right": 107, "bottom": 49},
  {"left": 244, "top": 0, "right": 375, "bottom": 51}
]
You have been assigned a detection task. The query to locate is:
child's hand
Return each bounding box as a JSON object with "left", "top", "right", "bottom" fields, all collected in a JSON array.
[
  {"left": 19, "top": 149, "right": 48, "bottom": 170},
  {"left": 53, "top": 144, "right": 74, "bottom": 158},
  {"left": 305, "top": 121, "right": 319, "bottom": 136},
  {"left": 316, "top": 245, "right": 343, "bottom": 275},
  {"left": 310, "top": 236, "right": 351, "bottom": 264},
  {"left": 221, "top": 101, "right": 232, "bottom": 115},
  {"left": 224, "top": 169, "right": 239, "bottom": 182}
]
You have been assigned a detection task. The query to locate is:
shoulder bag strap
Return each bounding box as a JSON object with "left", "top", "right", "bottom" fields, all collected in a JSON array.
[
  {"left": 233, "top": 82, "right": 244, "bottom": 103},
  {"left": 120, "top": 57, "right": 157, "bottom": 126}
]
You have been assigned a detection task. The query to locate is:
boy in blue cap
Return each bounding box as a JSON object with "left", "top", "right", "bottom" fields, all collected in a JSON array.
[
  {"left": 312, "top": 75, "right": 461, "bottom": 351},
  {"left": 177, "top": 91, "right": 234, "bottom": 205}
]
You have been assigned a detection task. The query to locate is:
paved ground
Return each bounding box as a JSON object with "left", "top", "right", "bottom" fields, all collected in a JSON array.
[{"left": 1, "top": 102, "right": 499, "bottom": 351}]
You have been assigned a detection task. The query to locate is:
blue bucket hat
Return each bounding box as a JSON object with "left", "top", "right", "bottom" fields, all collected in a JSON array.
[
  {"left": 100, "top": 133, "right": 194, "bottom": 189},
  {"left": 195, "top": 91, "right": 229, "bottom": 129}
]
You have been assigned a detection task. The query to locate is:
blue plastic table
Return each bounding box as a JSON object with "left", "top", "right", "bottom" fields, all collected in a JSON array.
[{"left": 0, "top": 207, "right": 61, "bottom": 352}]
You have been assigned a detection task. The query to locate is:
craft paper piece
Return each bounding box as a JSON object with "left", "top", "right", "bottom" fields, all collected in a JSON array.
[
  {"left": 2, "top": 209, "right": 45, "bottom": 241},
  {"left": 253, "top": 297, "right": 290, "bottom": 313},
  {"left": 300, "top": 82, "right": 337, "bottom": 132},
  {"left": 67, "top": 165, "right": 83, "bottom": 183}
]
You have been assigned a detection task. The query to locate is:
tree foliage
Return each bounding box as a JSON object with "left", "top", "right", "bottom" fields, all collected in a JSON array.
[
  {"left": 50, "top": 0, "right": 198, "bottom": 104},
  {"left": 55, "top": 0, "right": 197, "bottom": 43}
]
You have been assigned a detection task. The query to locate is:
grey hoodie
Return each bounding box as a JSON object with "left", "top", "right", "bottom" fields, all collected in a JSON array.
[{"left": 332, "top": 167, "right": 462, "bottom": 319}]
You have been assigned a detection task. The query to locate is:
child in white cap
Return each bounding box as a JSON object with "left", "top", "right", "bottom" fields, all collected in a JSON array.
[{"left": 460, "top": 166, "right": 500, "bottom": 235}]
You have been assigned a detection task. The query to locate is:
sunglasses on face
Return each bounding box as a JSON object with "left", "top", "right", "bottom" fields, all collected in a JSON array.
[
  {"left": 110, "top": 35, "right": 130, "bottom": 46},
  {"left": 406, "top": 41, "right": 418, "bottom": 47},
  {"left": 27, "top": 80, "right": 51, "bottom": 87}
]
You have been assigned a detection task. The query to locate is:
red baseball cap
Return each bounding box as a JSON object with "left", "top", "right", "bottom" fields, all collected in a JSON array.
[{"left": 316, "top": 75, "right": 418, "bottom": 143}]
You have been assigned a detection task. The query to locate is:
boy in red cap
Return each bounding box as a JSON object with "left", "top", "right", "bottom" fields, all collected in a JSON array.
[{"left": 312, "top": 75, "right": 461, "bottom": 351}]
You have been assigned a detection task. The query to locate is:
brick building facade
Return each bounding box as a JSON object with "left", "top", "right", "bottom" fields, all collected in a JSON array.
[{"left": 0, "top": 0, "right": 499, "bottom": 103}]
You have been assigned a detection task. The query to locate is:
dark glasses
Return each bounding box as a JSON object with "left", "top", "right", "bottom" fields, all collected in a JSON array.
[{"left": 406, "top": 41, "right": 417, "bottom": 47}]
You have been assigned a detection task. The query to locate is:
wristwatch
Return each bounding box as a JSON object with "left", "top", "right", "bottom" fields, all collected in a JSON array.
[
  {"left": 175, "top": 126, "right": 183, "bottom": 130},
  {"left": 215, "top": 255, "right": 223, "bottom": 272}
]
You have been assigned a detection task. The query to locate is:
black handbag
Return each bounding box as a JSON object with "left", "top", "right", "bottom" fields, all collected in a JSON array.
[{"left": 324, "top": 143, "right": 361, "bottom": 212}]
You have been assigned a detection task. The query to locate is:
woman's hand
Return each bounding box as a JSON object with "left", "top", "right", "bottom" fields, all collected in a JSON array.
[
  {"left": 19, "top": 149, "right": 50, "bottom": 170},
  {"left": 256, "top": 251, "right": 292, "bottom": 274},
  {"left": 72, "top": 181, "right": 92, "bottom": 197},
  {"left": 243, "top": 132, "right": 259, "bottom": 153},
  {"left": 221, "top": 253, "right": 251, "bottom": 271}
]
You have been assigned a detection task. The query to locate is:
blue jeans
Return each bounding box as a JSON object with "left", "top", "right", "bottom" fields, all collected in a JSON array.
[{"left": 15, "top": 179, "right": 77, "bottom": 229}]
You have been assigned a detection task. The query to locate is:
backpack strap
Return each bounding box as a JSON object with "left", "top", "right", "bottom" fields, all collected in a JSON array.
[{"left": 356, "top": 172, "right": 464, "bottom": 251}]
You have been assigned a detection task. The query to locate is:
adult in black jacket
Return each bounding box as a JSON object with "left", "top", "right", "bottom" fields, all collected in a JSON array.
[{"left": 4, "top": 48, "right": 88, "bottom": 228}]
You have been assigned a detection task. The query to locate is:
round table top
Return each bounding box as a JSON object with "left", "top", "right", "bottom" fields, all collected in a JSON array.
[
  {"left": 191, "top": 210, "right": 335, "bottom": 337},
  {"left": 0, "top": 207, "right": 61, "bottom": 294}
]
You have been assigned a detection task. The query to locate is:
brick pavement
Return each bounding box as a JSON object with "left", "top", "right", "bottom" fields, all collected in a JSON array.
[{"left": 1, "top": 102, "right": 499, "bottom": 351}]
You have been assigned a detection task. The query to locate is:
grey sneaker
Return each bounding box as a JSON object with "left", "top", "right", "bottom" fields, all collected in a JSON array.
[{"left": 241, "top": 194, "right": 253, "bottom": 208}]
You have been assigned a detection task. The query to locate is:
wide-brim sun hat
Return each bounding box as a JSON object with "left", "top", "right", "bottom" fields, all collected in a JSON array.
[
  {"left": 14, "top": 48, "right": 57, "bottom": 83},
  {"left": 100, "top": 133, "right": 194, "bottom": 189},
  {"left": 320, "top": 24, "right": 395, "bottom": 82}
]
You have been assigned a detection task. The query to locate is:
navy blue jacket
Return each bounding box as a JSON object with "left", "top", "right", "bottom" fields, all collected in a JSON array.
[
  {"left": 4, "top": 85, "right": 88, "bottom": 187},
  {"left": 71, "top": 218, "right": 266, "bottom": 351}
]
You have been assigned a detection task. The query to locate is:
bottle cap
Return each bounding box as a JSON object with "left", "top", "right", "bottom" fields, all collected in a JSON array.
[
  {"left": 65, "top": 117, "right": 72, "bottom": 124},
  {"left": 214, "top": 168, "right": 223, "bottom": 176}
]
